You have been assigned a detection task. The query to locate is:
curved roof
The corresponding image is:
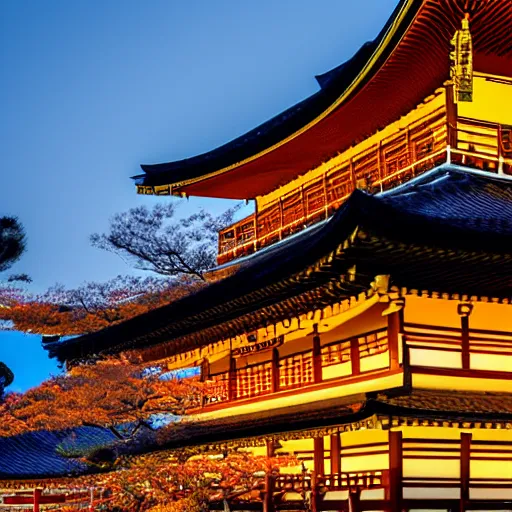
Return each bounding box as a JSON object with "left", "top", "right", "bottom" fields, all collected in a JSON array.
[
  {"left": 135, "top": 0, "right": 512, "bottom": 199},
  {"left": 47, "top": 168, "right": 512, "bottom": 364}
]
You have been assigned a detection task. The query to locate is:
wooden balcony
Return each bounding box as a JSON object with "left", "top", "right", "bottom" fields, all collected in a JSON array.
[
  {"left": 209, "top": 433, "right": 512, "bottom": 511},
  {"left": 217, "top": 118, "right": 512, "bottom": 265},
  {"left": 200, "top": 322, "right": 512, "bottom": 410},
  {"left": 201, "top": 327, "right": 393, "bottom": 408}
]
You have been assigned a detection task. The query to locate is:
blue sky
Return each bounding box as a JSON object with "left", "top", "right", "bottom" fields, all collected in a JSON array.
[{"left": 0, "top": 0, "right": 398, "bottom": 391}]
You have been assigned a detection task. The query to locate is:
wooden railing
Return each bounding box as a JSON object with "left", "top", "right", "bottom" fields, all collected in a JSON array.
[
  {"left": 217, "top": 117, "right": 512, "bottom": 265},
  {"left": 202, "top": 328, "right": 393, "bottom": 407},
  {"left": 404, "top": 322, "right": 512, "bottom": 373}
]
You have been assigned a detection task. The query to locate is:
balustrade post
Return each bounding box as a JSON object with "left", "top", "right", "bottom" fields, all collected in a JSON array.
[
  {"left": 312, "top": 330, "right": 322, "bottom": 383},
  {"left": 271, "top": 348, "right": 280, "bottom": 393},
  {"left": 458, "top": 303, "right": 473, "bottom": 370},
  {"left": 460, "top": 432, "right": 471, "bottom": 511}
]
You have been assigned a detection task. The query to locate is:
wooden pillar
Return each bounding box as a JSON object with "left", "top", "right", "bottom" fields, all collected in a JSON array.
[
  {"left": 330, "top": 432, "right": 341, "bottom": 475},
  {"left": 266, "top": 439, "right": 275, "bottom": 458},
  {"left": 312, "top": 331, "right": 323, "bottom": 383},
  {"left": 200, "top": 358, "right": 210, "bottom": 382},
  {"left": 33, "top": 489, "right": 42, "bottom": 512},
  {"left": 271, "top": 347, "right": 280, "bottom": 393},
  {"left": 350, "top": 338, "right": 360, "bottom": 376},
  {"left": 349, "top": 490, "right": 361, "bottom": 512},
  {"left": 228, "top": 356, "right": 236, "bottom": 401},
  {"left": 389, "top": 431, "right": 403, "bottom": 510},
  {"left": 388, "top": 310, "right": 401, "bottom": 371},
  {"left": 263, "top": 473, "right": 275, "bottom": 512},
  {"left": 458, "top": 303, "right": 473, "bottom": 370},
  {"left": 460, "top": 433, "right": 471, "bottom": 511},
  {"left": 314, "top": 436, "right": 325, "bottom": 477},
  {"left": 311, "top": 472, "right": 319, "bottom": 512}
]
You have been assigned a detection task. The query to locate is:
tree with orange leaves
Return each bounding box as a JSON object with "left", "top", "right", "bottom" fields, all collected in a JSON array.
[
  {"left": 0, "top": 359, "right": 203, "bottom": 437},
  {"left": 0, "top": 275, "right": 203, "bottom": 336}
]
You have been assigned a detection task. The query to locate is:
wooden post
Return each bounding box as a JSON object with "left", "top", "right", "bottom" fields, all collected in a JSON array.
[
  {"left": 312, "top": 331, "right": 322, "bottom": 383},
  {"left": 314, "top": 436, "right": 325, "bottom": 477},
  {"left": 461, "top": 315, "right": 470, "bottom": 370},
  {"left": 460, "top": 433, "right": 471, "bottom": 511},
  {"left": 349, "top": 489, "right": 361, "bottom": 512},
  {"left": 330, "top": 432, "right": 341, "bottom": 475},
  {"left": 200, "top": 358, "right": 210, "bottom": 382},
  {"left": 263, "top": 473, "right": 275, "bottom": 512},
  {"left": 311, "top": 472, "right": 319, "bottom": 512},
  {"left": 388, "top": 311, "right": 401, "bottom": 371},
  {"left": 458, "top": 303, "right": 472, "bottom": 370},
  {"left": 33, "top": 489, "right": 42, "bottom": 512},
  {"left": 266, "top": 439, "right": 275, "bottom": 458},
  {"left": 228, "top": 356, "right": 236, "bottom": 401},
  {"left": 389, "top": 431, "right": 403, "bottom": 510},
  {"left": 271, "top": 347, "right": 280, "bottom": 393},
  {"left": 350, "top": 338, "right": 360, "bottom": 376}
]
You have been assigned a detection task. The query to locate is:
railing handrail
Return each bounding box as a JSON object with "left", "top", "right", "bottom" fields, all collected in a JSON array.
[{"left": 322, "top": 327, "right": 387, "bottom": 350}]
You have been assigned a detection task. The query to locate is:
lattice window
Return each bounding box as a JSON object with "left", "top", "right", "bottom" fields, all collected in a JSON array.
[
  {"left": 326, "top": 168, "right": 351, "bottom": 206},
  {"left": 321, "top": 340, "right": 351, "bottom": 367},
  {"left": 354, "top": 152, "right": 379, "bottom": 189},
  {"left": 282, "top": 192, "right": 304, "bottom": 226},
  {"left": 358, "top": 331, "right": 388, "bottom": 358},
  {"left": 236, "top": 362, "right": 272, "bottom": 399},
  {"left": 204, "top": 373, "right": 229, "bottom": 405},
  {"left": 305, "top": 183, "right": 325, "bottom": 216},
  {"left": 279, "top": 352, "right": 313, "bottom": 390},
  {"left": 257, "top": 205, "right": 281, "bottom": 239}
]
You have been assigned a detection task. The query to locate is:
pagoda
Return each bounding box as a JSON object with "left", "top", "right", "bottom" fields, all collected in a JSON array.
[{"left": 5, "top": 0, "right": 512, "bottom": 510}]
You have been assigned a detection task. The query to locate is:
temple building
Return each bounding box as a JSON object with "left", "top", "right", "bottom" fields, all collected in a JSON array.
[{"left": 4, "top": 0, "right": 512, "bottom": 510}]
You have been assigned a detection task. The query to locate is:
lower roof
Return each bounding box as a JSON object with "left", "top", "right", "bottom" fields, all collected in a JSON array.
[
  {"left": 45, "top": 167, "right": 512, "bottom": 365},
  {"left": 2, "top": 388, "right": 512, "bottom": 480}
]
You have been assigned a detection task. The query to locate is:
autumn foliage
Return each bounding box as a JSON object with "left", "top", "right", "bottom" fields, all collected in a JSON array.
[
  {"left": 0, "top": 359, "right": 203, "bottom": 437},
  {"left": 0, "top": 276, "right": 204, "bottom": 336}
]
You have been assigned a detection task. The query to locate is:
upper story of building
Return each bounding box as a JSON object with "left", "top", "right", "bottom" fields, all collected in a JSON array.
[{"left": 133, "top": 0, "right": 512, "bottom": 265}]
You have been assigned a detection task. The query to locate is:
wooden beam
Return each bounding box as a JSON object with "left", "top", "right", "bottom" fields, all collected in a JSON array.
[{"left": 389, "top": 430, "right": 403, "bottom": 509}]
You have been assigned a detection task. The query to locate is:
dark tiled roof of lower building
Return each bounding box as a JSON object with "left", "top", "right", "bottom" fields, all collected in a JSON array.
[{"left": 0, "top": 426, "right": 118, "bottom": 480}]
